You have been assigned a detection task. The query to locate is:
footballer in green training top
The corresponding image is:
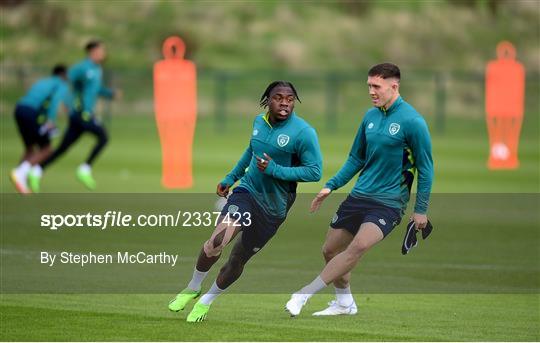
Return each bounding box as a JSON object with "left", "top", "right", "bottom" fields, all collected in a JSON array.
[
  {"left": 168, "top": 81, "right": 323, "bottom": 322},
  {"left": 286, "top": 63, "right": 434, "bottom": 317}
]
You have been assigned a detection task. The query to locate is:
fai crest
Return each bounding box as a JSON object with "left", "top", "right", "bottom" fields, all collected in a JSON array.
[
  {"left": 277, "top": 134, "right": 290, "bottom": 147},
  {"left": 389, "top": 123, "right": 400, "bottom": 135},
  {"left": 253, "top": 129, "right": 258, "bottom": 136}
]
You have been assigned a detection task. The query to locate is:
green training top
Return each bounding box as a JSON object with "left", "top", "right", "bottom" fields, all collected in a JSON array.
[
  {"left": 325, "top": 96, "right": 433, "bottom": 214},
  {"left": 221, "top": 112, "right": 322, "bottom": 218}
]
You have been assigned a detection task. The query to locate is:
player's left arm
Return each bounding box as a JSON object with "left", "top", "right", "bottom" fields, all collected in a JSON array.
[
  {"left": 98, "top": 85, "right": 115, "bottom": 99},
  {"left": 263, "top": 127, "right": 322, "bottom": 182},
  {"left": 406, "top": 117, "right": 434, "bottom": 227}
]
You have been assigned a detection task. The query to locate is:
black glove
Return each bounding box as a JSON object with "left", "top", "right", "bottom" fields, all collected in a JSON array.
[{"left": 401, "top": 219, "right": 433, "bottom": 255}]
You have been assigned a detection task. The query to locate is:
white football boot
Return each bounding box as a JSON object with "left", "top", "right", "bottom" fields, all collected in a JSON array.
[
  {"left": 312, "top": 300, "right": 358, "bottom": 316},
  {"left": 285, "top": 293, "right": 309, "bottom": 317}
]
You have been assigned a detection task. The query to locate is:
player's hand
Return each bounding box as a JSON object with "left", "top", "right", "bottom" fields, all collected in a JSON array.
[
  {"left": 216, "top": 183, "right": 230, "bottom": 197},
  {"left": 38, "top": 121, "right": 57, "bottom": 138},
  {"left": 310, "top": 188, "right": 332, "bottom": 213},
  {"left": 411, "top": 213, "right": 428, "bottom": 230},
  {"left": 255, "top": 153, "right": 272, "bottom": 172}
]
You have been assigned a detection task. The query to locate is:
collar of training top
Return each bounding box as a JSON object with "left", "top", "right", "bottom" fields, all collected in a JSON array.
[
  {"left": 378, "top": 96, "right": 403, "bottom": 116},
  {"left": 263, "top": 111, "right": 295, "bottom": 128}
]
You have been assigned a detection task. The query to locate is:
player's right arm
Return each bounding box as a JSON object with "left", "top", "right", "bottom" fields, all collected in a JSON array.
[
  {"left": 311, "top": 119, "right": 367, "bottom": 212},
  {"left": 325, "top": 119, "right": 367, "bottom": 191}
]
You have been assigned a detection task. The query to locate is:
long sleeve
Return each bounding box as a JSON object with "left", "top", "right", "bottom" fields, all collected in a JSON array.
[
  {"left": 221, "top": 145, "right": 253, "bottom": 187},
  {"left": 68, "top": 63, "right": 84, "bottom": 84},
  {"left": 46, "top": 82, "right": 69, "bottom": 122},
  {"left": 98, "top": 85, "right": 114, "bottom": 99},
  {"left": 325, "top": 121, "right": 366, "bottom": 190},
  {"left": 406, "top": 117, "right": 434, "bottom": 214},
  {"left": 264, "top": 127, "right": 322, "bottom": 182},
  {"left": 68, "top": 63, "right": 86, "bottom": 112}
]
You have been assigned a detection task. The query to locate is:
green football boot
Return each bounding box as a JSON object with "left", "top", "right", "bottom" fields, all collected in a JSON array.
[
  {"left": 76, "top": 165, "right": 96, "bottom": 190},
  {"left": 186, "top": 301, "right": 210, "bottom": 323},
  {"left": 168, "top": 288, "right": 201, "bottom": 312},
  {"left": 27, "top": 169, "right": 42, "bottom": 193}
]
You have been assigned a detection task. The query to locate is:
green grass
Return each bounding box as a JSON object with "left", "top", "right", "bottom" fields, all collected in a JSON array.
[
  {"left": 1, "top": 113, "right": 538, "bottom": 193},
  {"left": 1, "top": 114, "right": 539, "bottom": 341},
  {"left": 1, "top": 294, "right": 538, "bottom": 341}
]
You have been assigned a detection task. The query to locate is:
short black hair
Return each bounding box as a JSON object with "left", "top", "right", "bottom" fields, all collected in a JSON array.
[
  {"left": 85, "top": 40, "right": 102, "bottom": 53},
  {"left": 368, "top": 63, "right": 401, "bottom": 80},
  {"left": 52, "top": 64, "right": 67, "bottom": 76},
  {"left": 259, "top": 81, "right": 301, "bottom": 108}
]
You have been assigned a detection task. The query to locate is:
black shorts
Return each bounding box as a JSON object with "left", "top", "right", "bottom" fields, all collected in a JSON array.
[
  {"left": 219, "top": 187, "right": 287, "bottom": 256},
  {"left": 14, "top": 104, "right": 50, "bottom": 148},
  {"left": 330, "top": 195, "right": 402, "bottom": 237}
]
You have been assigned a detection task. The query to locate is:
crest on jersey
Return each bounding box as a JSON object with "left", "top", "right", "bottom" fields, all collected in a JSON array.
[
  {"left": 368, "top": 122, "right": 374, "bottom": 129},
  {"left": 389, "top": 123, "right": 400, "bottom": 135},
  {"left": 277, "top": 134, "right": 290, "bottom": 147},
  {"left": 253, "top": 129, "right": 258, "bottom": 136}
]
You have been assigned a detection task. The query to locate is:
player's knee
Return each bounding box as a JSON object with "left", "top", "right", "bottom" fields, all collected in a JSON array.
[
  {"left": 322, "top": 244, "right": 338, "bottom": 261},
  {"left": 346, "top": 240, "right": 370, "bottom": 259},
  {"left": 220, "top": 257, "right": 244, "bottom": 279},
  {"left": 203, "top": 239, "right": 223, "bottom": 257},
  {"left": 99, "top": 133, "right": 109, "bottom": 146},
  {"left": 228, "top": 251, "right": 247, "bottom": 269}
]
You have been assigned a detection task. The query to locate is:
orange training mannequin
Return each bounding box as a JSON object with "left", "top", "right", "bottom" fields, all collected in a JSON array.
[
  {"left": 485, "top": 41, "right": 525, "bottom": 170},
  {"left": 153, "top": 36, "right": 197, "bottom": 188}
]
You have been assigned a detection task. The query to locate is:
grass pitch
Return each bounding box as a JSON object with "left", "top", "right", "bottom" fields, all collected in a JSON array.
[{"left": 1, "top": 114, "right": 538, "bottom": 341}]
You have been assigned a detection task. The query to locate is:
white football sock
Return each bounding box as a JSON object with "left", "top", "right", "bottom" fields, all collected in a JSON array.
[
  {"left": 199, "top": 281, "right": 224, "bottom": 305},
  {"left": 15, "top": 161, "right": 31, "bottom": 178},
  {"left": 298, "top": 275, "right": 327, "bottom": 298},
  {"left": 335, "top": 285, "right": 354, "bottom": 307},
  {"left": 187, "top": 268, "right": 208, "bottom": 291},
  {"left": 78, "top": 163, "right": 92, "bottom": 173}
]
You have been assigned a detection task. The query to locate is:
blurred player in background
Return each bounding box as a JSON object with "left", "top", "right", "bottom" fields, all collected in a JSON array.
[
  {"left": 168, "top": 81, "right": 323, "bottom": 322},
  {"left": 285, "top": 63, "right": 434, "bottom": 316},
  {"left": 28, "top": 40, "right": 122, "bottom": 192},
  {"left": 10, "top": 64, "right": 70, "bottom": 194}
]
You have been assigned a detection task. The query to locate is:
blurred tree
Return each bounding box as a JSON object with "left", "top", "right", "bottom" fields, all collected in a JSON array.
[
  {"left": 336, "top": 0, "right": 372, "bottom": 16},
  {"left": 449, "top": 0, "right": 504, "bottom": 16},
  {"left": 28, "top": 2, "right": 67, "bottom": 38},
  {"left": 0, "top": 0, "right": 26, "bottom": 7}
]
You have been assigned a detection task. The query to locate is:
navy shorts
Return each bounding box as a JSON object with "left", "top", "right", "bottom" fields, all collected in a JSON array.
[
  {"left": 330, "top": 195, "right": 402, "bottom": 237},
  {"left": 220, "top": 187, "right": 288, "bottom": 255},
  {"left": 14, "top": 104, "right": 50, "bottom": 148}
]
